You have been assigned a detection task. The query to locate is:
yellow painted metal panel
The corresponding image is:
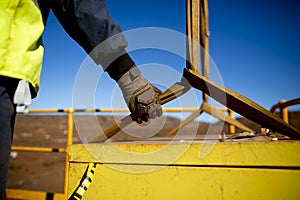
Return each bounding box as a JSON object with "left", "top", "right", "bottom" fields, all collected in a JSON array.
[
  {"left": 68, "top": 163, "right": 300, "bottom": 200},
  {"left": 69, "top": 141, "right": 300, "bottom": 167},
  {"left": 68, "top": 141, "right": 300, "bottom": 199}
]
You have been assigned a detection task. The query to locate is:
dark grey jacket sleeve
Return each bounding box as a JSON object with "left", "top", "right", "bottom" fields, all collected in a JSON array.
[{"left": 40, "top": 0, "right": 134, "bottom": 80}]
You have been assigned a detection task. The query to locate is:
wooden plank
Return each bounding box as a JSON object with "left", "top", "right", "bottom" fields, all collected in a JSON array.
[{"left": 183, "top": 68, "right": 300, "bottom": 139}]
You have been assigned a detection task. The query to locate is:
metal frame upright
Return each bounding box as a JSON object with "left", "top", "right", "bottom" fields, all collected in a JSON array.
[
  {"left": 167, "top": 0, "right": 253, "bottom": 137},
  {"left": 179, "top": 0, "right": 300, "bottom": 139}
]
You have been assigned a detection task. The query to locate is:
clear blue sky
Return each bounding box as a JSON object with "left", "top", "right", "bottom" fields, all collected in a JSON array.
[{"left": 31, "top": 0, "right": 300, "bottom": 114}]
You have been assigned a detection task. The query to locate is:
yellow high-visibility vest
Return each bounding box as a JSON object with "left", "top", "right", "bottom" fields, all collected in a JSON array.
[{"left": 0, "top": 0, "right": 44, "bottom": 93}]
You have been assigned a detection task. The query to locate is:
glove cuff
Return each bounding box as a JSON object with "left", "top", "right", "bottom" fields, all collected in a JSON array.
[
  {"left": 117, "top": 65, "right": 148, "bottom": 104},
  {"left": 106, "top": 52, "right": 135, "bottom": 81}
]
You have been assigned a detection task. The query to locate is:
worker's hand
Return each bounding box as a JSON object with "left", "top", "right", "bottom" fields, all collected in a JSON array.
[
  {"left": 128, "top": 83, "right": 162, "bottom": 124},
  {"left": 118, "top": 66, "right": 163, "bottom": 124}
]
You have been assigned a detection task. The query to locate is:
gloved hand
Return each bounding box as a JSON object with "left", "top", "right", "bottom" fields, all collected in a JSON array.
[{"left": 118, "top": 66, "right": 163, "bottom": 124}]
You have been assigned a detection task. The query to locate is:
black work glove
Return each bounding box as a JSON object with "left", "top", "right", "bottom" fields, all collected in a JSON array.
[{"left": 118, "top": 66, "right": 163, "bottom": 124}]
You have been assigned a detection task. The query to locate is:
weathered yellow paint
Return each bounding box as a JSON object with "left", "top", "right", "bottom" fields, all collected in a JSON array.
[
  {"left": 69, "top": 163, "right": 299, "bottom": 200},
  {"left": 5, "top": 189, "right": 66, "bottom": 200},
  {"left": 68, "top": 140, "right": 300, "bottom": 199},
  {"left": 69, "top": 141, "right": 300, "bottom": 167}
]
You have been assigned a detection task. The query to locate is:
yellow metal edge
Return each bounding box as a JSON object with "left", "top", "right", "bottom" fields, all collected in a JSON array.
[
  {"left": 6, "top": 189, "right": 66, "bottom": 200},
  {"left": 69, "top": 140, "right": 300, "bottom": 167}
]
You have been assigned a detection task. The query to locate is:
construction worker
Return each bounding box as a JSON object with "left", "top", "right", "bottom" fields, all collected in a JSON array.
[{"left": 0, "top": 0, "right": 162, "bottom": 198}]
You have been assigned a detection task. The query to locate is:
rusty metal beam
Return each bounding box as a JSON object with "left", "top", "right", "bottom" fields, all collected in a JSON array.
[{"left": 183, "top": 68, "right": 300, "bottom": 139}]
